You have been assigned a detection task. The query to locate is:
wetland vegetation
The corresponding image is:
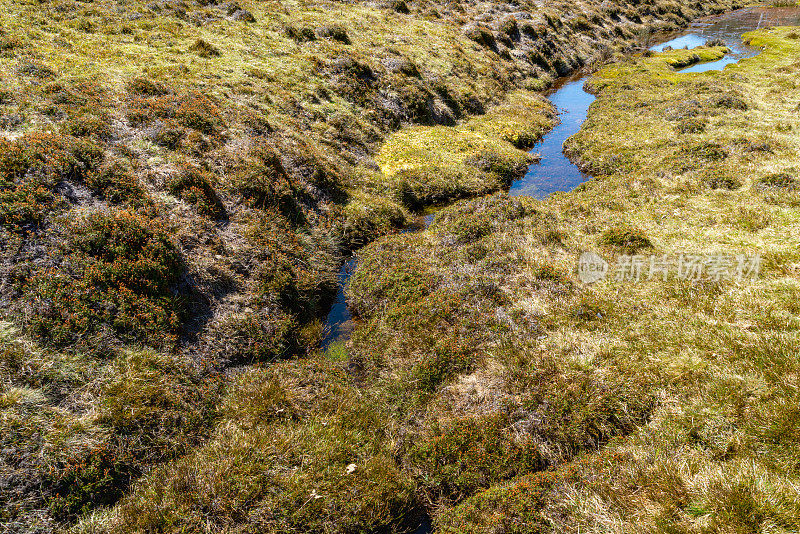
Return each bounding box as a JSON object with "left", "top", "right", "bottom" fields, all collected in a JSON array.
[{"left": 2, "top": 0, "right": 800, "bottom": 532}]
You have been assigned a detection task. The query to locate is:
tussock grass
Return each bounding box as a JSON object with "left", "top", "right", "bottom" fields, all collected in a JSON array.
[
  {"left": 340, "top": 27, "right": 800, "bottom": 531},
  {"left": 0, "top": 0, "right": 754, "bottom": 530},
  {"left": 80, "top": 359, "right": 421, "bottom": 533}
]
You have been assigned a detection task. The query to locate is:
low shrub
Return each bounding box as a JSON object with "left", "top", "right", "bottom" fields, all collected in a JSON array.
[
  {"left": 316, "top": 24, "right": 351, "bottom": 44},
  {"left": 0, "top": 132, "right": 104, "bottom": 185},
  {"left": 464, "top": 25, "right": 496, "bottom": 48},
  {"left": 390, "top": 0, "right": 410, "bottom": 13},
  {"left": 712, "top": 93, "right": 748, "bottom": 110},
  {"left": 682, "top": 141, "right": 728, "bottom": 162},
  {"left": 758, "top": 170, "right": 796, "bottom": 189},
  {"left": 24, "top": 209, "right": 184, "bottom": 350},
  {"left": 410, "top": 413, "right": 544, "bottom": 502},
  {"left": 125, "top": 77, "right": 169, "bottom": 96},
  {"left": 202, "top": 309, "right": 296, "bottom": 363},
  {"left": 17, "top": 62, "right": 56, "bottom": 79},
  {"left": 151, "top": 121, "right": 185, "bottom": 149},
  {"left": 348, "top": 239, "right": 439, "bottom": 319},
  {"left": 61, "top": 113, "right": 114, "bottom": 141},
  {"left": 242, "top": 213, "right": 338, "bottom": 318},
  {"left": 340, "top": 192, "right": 408, "bottom": 248},
  {"left": 87, "top": 160, "right": 149, "bottom": 206},
  {"left": 101, "top": 361, "right": 419, "bottom": 533},
  {"left": 230, "top": 141, "right": 298, "bottom": 214},
  {"left": 0, "top": 89, "right": 14, "bottom": 104},
  {"left": 499, "top": 16, "right": 519, "bottom": 38},
  {"left": 599, "top": 226, "right": 653, "bottom": 253},
  {"left": 189, "top": 38, "right": 221, "bottom": 57},
  {"left": 126, "top": 91, "right": 223, "bottom": 135},
  {"left": 48, "top": 444, "right": 134, "bottom": 521},
  {"left": 676, "top": 117, "right": 707, "bottom": 134},
  {"left": 168, "top": 165, "right": 225, "bottom": 219},
  {"left": 284, "top": 24, "right": 316, "bottom": 42},
  {"left": 44, "top": 349, "right": 221, "bottom": 521},
  {"left": 0, "top": 34, "right": 23, "bottom": 54},
  {"left": 0, "top": 182, "right": 55, "bottom": 231},
  {"left": 436, "top": 471, "right": 565, "bottom": 533},
  {"left": 174, "top": 92, "right": 224, "bottom": 134},
  {"left": 0, "top": 132, "right": 104, "bottom": 230},
  {"left": 704, "top": 168, "right": 742, "bottom": 190}
]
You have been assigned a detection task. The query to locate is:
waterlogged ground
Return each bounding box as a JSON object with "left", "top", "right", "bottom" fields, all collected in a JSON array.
[
  {"left": 333, "top": 7, "right": 800, "bottom": 533},
  {"left": 325, "top": 5, "right": 800, "bottom": 346},
  {"left": 7, "top": 0, "right": 800, "bottom": 531}
]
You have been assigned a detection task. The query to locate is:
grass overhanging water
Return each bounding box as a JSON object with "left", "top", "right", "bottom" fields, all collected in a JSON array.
[{"left": 4, "top": 0, "right": 800, "bottom": 532}]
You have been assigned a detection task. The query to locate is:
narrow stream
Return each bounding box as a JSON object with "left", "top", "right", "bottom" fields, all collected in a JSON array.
[
  {"left": 509, "top": 75, "right": 594, "bottom": 199},
  {"left": 323, "top": 5, "right": 800, "bottom": 350}
]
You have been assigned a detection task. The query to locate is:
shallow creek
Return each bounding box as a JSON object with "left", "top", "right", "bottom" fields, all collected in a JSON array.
[{"left": 322, "top": 5, "right": 800, "bottom": 349}]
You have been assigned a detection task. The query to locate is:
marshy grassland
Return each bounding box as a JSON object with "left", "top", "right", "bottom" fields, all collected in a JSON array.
[
  {"left": 2, "top": 0, "right": 792, "bottom": 532},
  {"left": 344, "top": 29, "right": 800, "bottom": 532}
]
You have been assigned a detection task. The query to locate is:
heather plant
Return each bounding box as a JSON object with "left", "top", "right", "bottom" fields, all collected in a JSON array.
[
  {"left": 125, "top": 91, "right": 224, "bottom": 136},
  {"left": 87, "top": 160, "right": 150, "bottom": 206},
  {"left": 243, "top": 213, "right": 338, "bottom": 320},
  {"left": 0, "top": 133, "right": 104, "bottom": 231},
  {"left": 189, "top": 38, "right": 221, "bottom": 58},
  {"left": 24, "top": 209, "right": 184, "bottom": 350},
  {"left": 168, "top": 165, "right": 226, "bottom": 219},
  {"left": 0, "top": 0, "right": 763, "bottom": 530}
]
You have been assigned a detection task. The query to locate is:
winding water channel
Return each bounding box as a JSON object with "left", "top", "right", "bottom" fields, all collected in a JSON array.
[{"left": 323, "top": 4, "right": 800, "bottom": 349}]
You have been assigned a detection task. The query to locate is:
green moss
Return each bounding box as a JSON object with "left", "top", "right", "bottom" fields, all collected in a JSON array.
[
  {"left": 663, "top": 45, "right": 729, "bottom": 69},
  {"left": 464, "top": 91, "right": 556, "bottom": 149},
  {"left": 378, "top": 125, "right": 535, "bottom": 208},
  {"left": 376, "top": 94, "right": 554, "bottom": 209}
]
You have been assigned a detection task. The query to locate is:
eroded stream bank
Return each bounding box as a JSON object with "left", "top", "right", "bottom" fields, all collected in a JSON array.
[{"left": 323, "top": 4, "right": 800, "bottom": 350}]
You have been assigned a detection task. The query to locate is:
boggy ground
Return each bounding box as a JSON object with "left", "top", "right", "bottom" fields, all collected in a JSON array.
[
  {"left": 69, "top": 25, "right": 800, "bottom": 534},
  {"left": 0, "top": 0, "right": 754, "bottom": 532},
  {"left": 342, "top": 29, "right": 800, "bottom": 531}
]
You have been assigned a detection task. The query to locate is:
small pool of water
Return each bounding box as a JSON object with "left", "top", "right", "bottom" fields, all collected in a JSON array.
[
  {"left": 322, "top": 4, "right": 800, "bottom": 348},
  {"left": 653, "top": 5, "right": 800, "bottom": 73}
]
